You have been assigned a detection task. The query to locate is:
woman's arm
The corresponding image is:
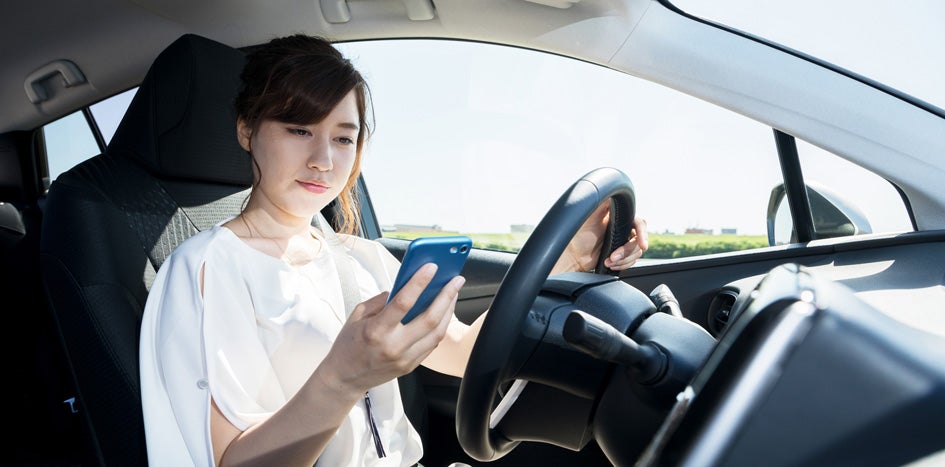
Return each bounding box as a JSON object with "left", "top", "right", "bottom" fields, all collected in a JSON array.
[
  {"left": 420, "top": 313, "right": 484, "bottom": 378},
  {"left": 422, "top": 208, "right": 648, "bottom": 378},
  {"left": 211, "top": 368, "right": 362, "bottom": 466}
]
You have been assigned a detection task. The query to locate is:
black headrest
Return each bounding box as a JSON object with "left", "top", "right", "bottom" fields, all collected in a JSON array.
[
  {"left": 107, "top": 34, "right": 251, "bottom": 186},
  {"left": 0, "top": 201, "right": 25, "bottom": 247}
]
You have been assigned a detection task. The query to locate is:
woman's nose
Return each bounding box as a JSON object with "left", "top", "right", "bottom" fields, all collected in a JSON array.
[{"left": 307, "top": 140, "right": 333, "bottom": 172}]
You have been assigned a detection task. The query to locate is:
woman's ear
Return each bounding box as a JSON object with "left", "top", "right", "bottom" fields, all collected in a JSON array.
[{"left": 236, "top": 118, "right": 253, "bottom": 152}]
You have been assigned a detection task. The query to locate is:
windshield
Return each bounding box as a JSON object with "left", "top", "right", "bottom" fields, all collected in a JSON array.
[{"left": 670, "top": 0, "right": 945, "bottom": 112}]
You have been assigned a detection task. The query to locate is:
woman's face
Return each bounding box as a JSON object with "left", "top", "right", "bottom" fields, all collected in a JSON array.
[{"left": 238, "top": 90, "right": 360, "bottom": 220}]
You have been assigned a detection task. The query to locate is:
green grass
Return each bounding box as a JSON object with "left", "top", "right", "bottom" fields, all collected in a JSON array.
[
  {"left": 383, "top": 231, "right": 769, "bottom": 258},
  {"left": 645, "top": 234, "right": 768, "bottom": 259}
]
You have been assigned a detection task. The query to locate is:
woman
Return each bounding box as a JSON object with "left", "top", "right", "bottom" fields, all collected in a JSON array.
[{"left": 139, "top": 34, "right": 648, "bottom": 467}]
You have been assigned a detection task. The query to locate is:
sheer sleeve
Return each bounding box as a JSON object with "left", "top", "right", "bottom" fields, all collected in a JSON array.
[
  {"left": 140, "top": 228, "right": 285, "bottom": 467},
  {"left": 139, "top": 232, "right": 216, "bottom": 467}
]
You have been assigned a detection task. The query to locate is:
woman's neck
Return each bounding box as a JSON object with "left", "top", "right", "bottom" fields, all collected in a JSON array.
[
  {"left": 233, "top": 209, "right": 323, "bottom": 266},
  {"left": 240, "top": 208, "right": 311, "bottom": 240}
]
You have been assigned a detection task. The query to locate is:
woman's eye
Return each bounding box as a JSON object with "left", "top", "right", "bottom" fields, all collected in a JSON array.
[
  {"left": 337, "top": 136, "right": 355, "bottom": 145},
  {"left": 288, "top": 128, "right": 310, "bottom": 137}
]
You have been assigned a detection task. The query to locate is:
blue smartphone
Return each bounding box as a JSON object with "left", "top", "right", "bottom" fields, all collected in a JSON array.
[{"left": 389, "top": 236, "right": 472, "bottom": 324}]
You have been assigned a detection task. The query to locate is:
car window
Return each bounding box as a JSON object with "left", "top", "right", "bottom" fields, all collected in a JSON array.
[
  {"left": 90, "top": 88, "right": 137, "bottom": 144},
  {"left": 43, "top": 87, "right": 137, "bottom": 184},
  {"left": 795, "top": 139, "right": 913, "bottom": 235},
  {"left": 768, "top": 138, "right": 914, "bottom": 246},
  {"left": 339, "top": 39, "right": 912, "bottom": 259},
  {"left": 43, "top": 111, "right": 100, "bottom": 184}
]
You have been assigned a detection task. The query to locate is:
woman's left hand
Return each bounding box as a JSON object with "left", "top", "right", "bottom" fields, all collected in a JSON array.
[
  {"left": 552, "top": 201, "right": 649, "bottom": 274},
  {"left": 602, "top": 215, "right": 648, "bottom": 270}
]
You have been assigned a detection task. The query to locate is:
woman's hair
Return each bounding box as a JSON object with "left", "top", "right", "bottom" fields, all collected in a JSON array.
[{"left": 235, "top": 34, "right": 372, "bottom": 235}]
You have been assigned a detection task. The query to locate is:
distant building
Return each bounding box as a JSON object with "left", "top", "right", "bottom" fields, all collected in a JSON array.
[
  {"left": 510, "top": 224, "right": 534, "bottom": 233},
  {"left": 721, "top": 228, "right": 738, "bottom": 235},
  {"left": 392, "top": 224, "right": 442, "bottom": 233},
  {"left": 685, "top": 227, "right": 713, "bottom": 235}
]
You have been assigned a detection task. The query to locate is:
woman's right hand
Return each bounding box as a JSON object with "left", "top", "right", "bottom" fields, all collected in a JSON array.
[{"left": 317, "top": 263, "right": 465, "bottom": 396}]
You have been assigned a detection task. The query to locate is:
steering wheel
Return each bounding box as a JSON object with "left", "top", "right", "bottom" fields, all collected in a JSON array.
[{"left": 456, "top": 167, "right": 636, "bottom": 461}]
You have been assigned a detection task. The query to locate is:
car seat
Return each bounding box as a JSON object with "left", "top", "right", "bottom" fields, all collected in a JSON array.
[{"left": 40, "top": 33, "right": 252, "bottom": 465}]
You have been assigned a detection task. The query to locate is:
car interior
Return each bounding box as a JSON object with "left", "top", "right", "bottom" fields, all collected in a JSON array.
[{"left": 4, "top": 1, "right": 945, "bottom": 466}]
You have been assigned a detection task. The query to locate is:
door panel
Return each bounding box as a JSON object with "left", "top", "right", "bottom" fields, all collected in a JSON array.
[{"left": 624, "top": 231, "right": 945, "bottom": 338}]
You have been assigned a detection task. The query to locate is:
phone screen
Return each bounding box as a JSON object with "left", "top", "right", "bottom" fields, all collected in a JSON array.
[{"left": 388, "top": 236, "right": 472, "bottom": 324}]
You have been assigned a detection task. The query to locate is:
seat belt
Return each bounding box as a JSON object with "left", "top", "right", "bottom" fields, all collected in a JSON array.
[
  {"left": 314, "top": 213, "right": 361, "bottom": 317},
  {"left": 314, "top": 213, "right": 388, "bottom": 458}
]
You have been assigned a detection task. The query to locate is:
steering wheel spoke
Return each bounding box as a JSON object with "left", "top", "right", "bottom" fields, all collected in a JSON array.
[{"left": 489, "top": 379, "right": 529, "bottom": 429}]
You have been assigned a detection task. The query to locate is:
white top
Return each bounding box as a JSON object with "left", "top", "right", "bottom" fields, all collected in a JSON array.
[{"left": 139, "top": 220, "right": 423, "bottom": 467}]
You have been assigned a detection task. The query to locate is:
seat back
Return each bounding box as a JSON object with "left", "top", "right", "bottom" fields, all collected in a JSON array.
[{"left": 40, "top": 34, "right": 251, "bottom": 465}]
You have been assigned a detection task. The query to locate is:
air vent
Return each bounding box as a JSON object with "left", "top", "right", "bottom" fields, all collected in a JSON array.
[{"left": 707, "top": 288, "right": 739, "bottom": 336}]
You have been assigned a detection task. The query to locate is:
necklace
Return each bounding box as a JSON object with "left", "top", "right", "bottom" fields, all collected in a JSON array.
[{"left": 239, "top": 213, "right": 321, "bottom": 266}]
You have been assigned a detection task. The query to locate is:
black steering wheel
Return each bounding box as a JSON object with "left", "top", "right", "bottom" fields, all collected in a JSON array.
[{"left": 456, "top": 167, "right": 636, "bottom": 461}]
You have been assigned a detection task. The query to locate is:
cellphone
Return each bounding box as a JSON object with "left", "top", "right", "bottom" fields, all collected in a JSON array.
[{"left": 388, "top": 236, "right": 472, "bottom": 324}]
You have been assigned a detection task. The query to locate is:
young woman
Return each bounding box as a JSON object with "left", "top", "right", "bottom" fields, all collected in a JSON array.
[{"left": 139, "top": 34, "right": 648, "bottom": 467}]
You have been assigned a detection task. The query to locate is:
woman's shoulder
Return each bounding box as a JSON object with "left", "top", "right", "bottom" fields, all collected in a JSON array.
[
  {"left": 179, "top": 224, "right": 229, "bottom": 251},
  {"left": 164, "top": 225, "right": 235, "bottom": 266}
]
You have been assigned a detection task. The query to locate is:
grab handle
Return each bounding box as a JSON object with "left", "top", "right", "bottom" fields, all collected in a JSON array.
[{"left": 25, "top": 59, "right": 87, "bottom": 104}]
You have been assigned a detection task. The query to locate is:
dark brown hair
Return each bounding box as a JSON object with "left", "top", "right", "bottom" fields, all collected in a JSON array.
[{"left": 235, "top": 34, "right": 372, "bottom": 234}]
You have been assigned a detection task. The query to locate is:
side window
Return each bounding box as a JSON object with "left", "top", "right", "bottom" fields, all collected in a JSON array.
[
  {"left": 795, "top": 138, "right": 913, "bottom": 236},
  {"left": 43, "top": 111, "right": 99, "bottom": 184},
  {"left": 90, "top": 88, "right": 136, "bottom": 144},
  {"left": 43, "top": 87, "right": 137, "bottom": 184},
  {"left": 768, "top": 138, "right": 914, "bottom": 245},
  {"left": 339, "top": 39, "right": 911, "bottom": 259}
]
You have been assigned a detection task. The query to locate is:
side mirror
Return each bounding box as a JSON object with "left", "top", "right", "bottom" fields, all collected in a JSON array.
[{"left": 766, "top": 182, "right": 872, "bottom": 246}]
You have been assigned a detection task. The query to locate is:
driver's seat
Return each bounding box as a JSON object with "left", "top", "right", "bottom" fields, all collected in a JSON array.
[{"left": 40, "top": 34, "right": 252, "bottom": 465}]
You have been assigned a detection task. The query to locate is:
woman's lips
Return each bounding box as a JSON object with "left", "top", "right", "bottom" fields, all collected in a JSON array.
[{"left": 298, "top": 180, "right": 329, "bottom": 194}]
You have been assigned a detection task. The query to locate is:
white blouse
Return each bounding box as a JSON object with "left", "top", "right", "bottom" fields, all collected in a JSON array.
[{"left": 139, "top": 218, "right": 423, "bottom": 466}]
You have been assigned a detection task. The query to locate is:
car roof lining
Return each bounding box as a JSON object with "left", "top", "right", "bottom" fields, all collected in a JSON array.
[{"left": 0, "top": 0, "right": 642, "bottom": 133}]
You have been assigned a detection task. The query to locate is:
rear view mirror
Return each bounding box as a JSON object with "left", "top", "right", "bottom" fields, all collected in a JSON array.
[{"left": 766, "top": 182, "right": 872, "bottom": 246}]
